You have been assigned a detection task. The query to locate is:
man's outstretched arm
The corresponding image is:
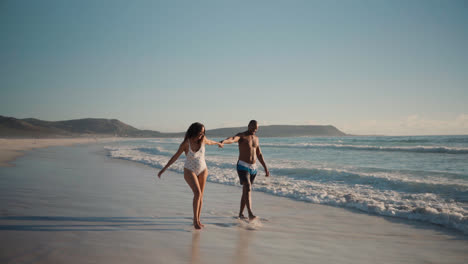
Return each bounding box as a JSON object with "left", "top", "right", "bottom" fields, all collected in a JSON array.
[{"left": 220, "top": 133, "right": 241, "bottom": 144}]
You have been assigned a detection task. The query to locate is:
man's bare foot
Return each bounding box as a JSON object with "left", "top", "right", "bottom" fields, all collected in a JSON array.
[
  {"left": 194, "top": 222, "right": 202, "bottom": 229},
  {"left": 198, "top": 221, "right": 205, "bottom": 228},
  {"left": 238, "top": 214, "right": 247, "bottom": 219},
  {"left": 248, "top": 214, "right": 257, "bottom": 221}
]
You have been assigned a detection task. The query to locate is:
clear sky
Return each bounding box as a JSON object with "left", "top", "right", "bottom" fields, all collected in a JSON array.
[{"left": 1, "top": 0, "right": 467, "bottom": 135}]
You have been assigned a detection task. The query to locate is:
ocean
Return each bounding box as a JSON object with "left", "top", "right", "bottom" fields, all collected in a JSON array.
[{"left": 105, "top": 135, "right": 468, "bottom": 234}]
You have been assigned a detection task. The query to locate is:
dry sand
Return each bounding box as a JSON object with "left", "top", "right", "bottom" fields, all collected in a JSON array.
[{"left": 0, "top": 138, "right": 119, "bottom": 167}]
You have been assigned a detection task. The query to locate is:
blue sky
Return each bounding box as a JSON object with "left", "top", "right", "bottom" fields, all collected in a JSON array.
[{"left": 1, "top": 0, "right": 467, "bottom": 135}]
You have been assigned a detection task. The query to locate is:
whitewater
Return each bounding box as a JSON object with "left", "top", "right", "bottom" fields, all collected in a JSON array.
[{"left": 105, "top": 135, "right": 468, "bottom": 234}]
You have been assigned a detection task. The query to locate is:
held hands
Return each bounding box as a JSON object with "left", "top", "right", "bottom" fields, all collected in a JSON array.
[{"left": 218, "top": 142, "right": 224, "bottom": 148}]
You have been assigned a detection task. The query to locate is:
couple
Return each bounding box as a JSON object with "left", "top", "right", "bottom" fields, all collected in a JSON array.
[{"left": 157, "top": 120, "right": 270, "bottom": 230}]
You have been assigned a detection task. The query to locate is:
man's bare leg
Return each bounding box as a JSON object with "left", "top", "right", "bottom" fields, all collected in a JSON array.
[
  {"left": 239, "top": 188, "right": 247, "bottom": 219},
  {"left": 243, "top": 181, "right": 257, "bottom": 220}
]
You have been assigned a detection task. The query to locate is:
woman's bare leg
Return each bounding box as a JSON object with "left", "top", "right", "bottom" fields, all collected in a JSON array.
[
  {"left": 184, "top": 168, "right": 202, "bottom": 229},
  {"left": 197, "top": 169, "right": 208, "bottom": 227}
]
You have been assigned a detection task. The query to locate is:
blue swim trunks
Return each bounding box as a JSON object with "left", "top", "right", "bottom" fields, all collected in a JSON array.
[{"left": 236, "top": 160, "right": 257, "bottom": 185}]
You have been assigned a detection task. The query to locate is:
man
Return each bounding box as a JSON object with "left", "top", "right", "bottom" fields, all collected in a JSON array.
[{"left": 220, "top": 120, "right": 270, "bottom": 220}]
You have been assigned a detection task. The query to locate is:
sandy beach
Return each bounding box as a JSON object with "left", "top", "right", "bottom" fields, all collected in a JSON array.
[
  {"left": 0, "top": 138, "right": 119, "bottom": 167},
  {"left": 0, "top": 144, "right": 467, "bottom": 264}
]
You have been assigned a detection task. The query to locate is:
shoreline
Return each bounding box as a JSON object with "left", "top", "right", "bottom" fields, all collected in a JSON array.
[{"left": 0, "top": 137, "right": 122, "bottom": 167}]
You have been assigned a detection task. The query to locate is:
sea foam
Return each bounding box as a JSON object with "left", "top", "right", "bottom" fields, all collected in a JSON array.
[
  {"left": 105, "top": 144, "right": 468, "bottom": 234},
  {"left": 261, "top": 143, "right": 468, "bottom": 154}
]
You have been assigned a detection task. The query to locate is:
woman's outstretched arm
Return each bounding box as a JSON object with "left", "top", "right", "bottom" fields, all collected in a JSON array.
[
  {"left": 158, "top": 141, "right": 187, "bottom": 178},
  {"left": 204, "top": 138, "right": 224, "bottom": 148}
]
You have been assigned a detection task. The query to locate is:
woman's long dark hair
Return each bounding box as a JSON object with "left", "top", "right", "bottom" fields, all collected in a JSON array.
[{"left": 184, "top": 122, "right": 205, "bottom": 144}]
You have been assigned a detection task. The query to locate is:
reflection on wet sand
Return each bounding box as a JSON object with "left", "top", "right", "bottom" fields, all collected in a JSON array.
[
  {"left": 191, "top": 231, "right": 201, "bottom": 264},
  {"left": 189, "top": 223, "right": 257, "bottom": 264},
  {"left": 233, "top": 229, "right": 254, "bottom": 264}
]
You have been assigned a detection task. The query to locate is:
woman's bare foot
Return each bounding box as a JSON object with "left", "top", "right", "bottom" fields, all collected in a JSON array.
[
  {"left": 194, "top": 222, "right": 202, "bottom": 229},
  {"left": 198, "top": 221, "right": 205, "bottom": 228},
  {"left": 238, "top": 214, "right": 247, "bottom": 219},
  {"left": 248, "top": 214, "right": 257, "bottom": 221}
]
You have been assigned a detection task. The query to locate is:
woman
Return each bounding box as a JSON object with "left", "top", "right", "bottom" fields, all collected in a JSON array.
[{"left": 158, "top": 122, "right": 223, "bottom": 229}]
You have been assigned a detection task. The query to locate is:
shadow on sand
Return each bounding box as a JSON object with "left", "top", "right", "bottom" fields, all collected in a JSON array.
[{"left": 0, "top": 216, "right": 197, "bottom": 232}]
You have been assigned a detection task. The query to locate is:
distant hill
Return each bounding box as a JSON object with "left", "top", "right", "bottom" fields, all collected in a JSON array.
[
  {"left": 0, "top": 115, "right": 347, "bottom": 138},
  {"left": 0, "top": 116, "right": 162, "bottom": 138},
  {"left": 205, "top": 125, "right": 347, "bottom": 137}
]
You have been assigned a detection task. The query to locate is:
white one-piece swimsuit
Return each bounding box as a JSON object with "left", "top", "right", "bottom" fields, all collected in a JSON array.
[{"left": 184, "top": 141, "right": 207, "bottom": 175}]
